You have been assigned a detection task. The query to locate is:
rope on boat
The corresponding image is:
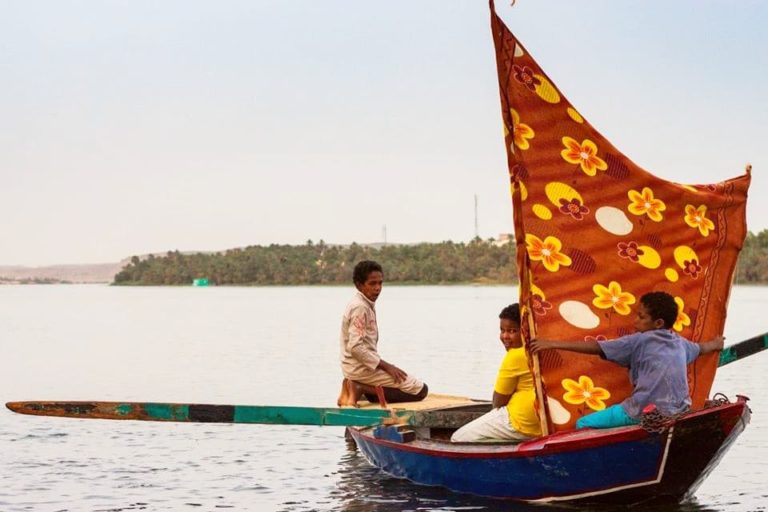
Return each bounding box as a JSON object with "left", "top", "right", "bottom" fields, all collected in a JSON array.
[
  {"left": 640, "top": 393, "right": 738, "bottom": 434},
  {"left": 704, "top": 392, "right": 732, "bottom": 408},
  {"left": 640, "top": 405, "right": 684, "bottom": 434}
]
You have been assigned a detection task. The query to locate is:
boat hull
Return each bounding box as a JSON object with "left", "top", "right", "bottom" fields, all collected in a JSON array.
[{"left": 347, "top": 397, "right": 750, "bottom": 503}]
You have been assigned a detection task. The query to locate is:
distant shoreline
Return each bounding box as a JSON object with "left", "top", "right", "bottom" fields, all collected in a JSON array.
[
  {"left": 5, "top": 229, "right": 768, "bottom": 285},
  {"left": 0, "top": 262, "right": 122, "bottom": 284}
]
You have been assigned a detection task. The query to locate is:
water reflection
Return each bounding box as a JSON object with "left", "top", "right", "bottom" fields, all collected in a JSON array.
[{"left": 325, "top": 441, "right": 726, "bottom": 512}]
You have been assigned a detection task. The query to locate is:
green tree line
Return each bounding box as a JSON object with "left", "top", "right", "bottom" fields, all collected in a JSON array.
[
  {"left": 113, "top": 230, "right": 768, "bottom": 286},
  {"left": 734, "top": 230, "right": 768, "bottom": 283},
  {"left": 113, "top": 239, "right": 518, "bottom": 285}
]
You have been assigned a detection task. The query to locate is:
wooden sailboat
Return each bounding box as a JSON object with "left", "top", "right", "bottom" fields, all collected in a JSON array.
[
  {"left": 347, "top": 396, "right": 750, "bottom": 503},
  {"left": 345, "top": 0, "right": 756, "bottom": 503},
  {"left": 343, "top": 335, "right": 761, "bottom": 503},
  {"left": 5, "top": 0, "right": 762, "bottom": 505}
]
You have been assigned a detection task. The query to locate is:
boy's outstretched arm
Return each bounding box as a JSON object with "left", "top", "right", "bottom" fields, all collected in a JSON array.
[
  {"left": 698, "top": 335, "right": 725, "bottom": 355},
  {"left": 528, "top": 338, "right": 602, "bottom": 355}
]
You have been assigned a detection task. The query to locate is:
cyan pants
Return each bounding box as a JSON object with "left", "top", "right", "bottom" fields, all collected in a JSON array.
[{"left": 576, "top": 404, "right": 639, "bottom": 429}]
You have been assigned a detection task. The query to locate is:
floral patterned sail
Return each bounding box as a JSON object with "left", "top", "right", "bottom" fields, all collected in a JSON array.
[{"left": 489, "top": 2, "right": 751, "bottom": 433}]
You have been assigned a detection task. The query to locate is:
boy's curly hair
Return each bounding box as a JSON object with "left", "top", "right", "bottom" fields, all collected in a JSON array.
[
  {"left": 353, "top": 260, "right": 383, "bottom": 285},
  {"left": 640, "top": 292, "right": 678, "bottom": 329},
  {"left": 499, "top": 303, "right": 520, "bottom": 324}
]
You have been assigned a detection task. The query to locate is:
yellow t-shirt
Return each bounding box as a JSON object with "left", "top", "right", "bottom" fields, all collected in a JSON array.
[{"left": 494, "top": 346, "right": 541, "bottom": 437}]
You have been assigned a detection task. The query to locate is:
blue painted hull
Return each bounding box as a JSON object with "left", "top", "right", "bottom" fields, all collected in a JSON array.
[{"left": 348, "top": 398, "right": 750, "bottom": 503}]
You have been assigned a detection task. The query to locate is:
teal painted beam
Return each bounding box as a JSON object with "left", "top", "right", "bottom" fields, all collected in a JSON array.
[
  {"left": 718, "top": 332, "right": 768, "bottom": 367},
  {"left": 4, "top": 400, "right": 410, "bottom": 427}
]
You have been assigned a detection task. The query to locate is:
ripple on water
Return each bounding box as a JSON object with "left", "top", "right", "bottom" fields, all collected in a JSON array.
[
  {"left": 14, "top": 432, "right": 69, "bottom": 441},
  {"left": 232, "top": 483, "right": 270, "bottom": 492}
]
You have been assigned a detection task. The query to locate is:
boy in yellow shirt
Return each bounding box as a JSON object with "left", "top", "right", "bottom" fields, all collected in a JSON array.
[{"left": 451, "top": 304, "right": 541, "bottom": 442}]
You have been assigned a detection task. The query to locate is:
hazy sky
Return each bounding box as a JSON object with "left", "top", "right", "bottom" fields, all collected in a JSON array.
[{"left": 2, "top": 1, "right": 766, "bottom": 266}]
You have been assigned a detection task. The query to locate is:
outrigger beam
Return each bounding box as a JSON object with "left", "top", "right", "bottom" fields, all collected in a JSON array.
[
  {"left": 4, "top": 400, "right": 488, "bottom": 428},
  {"left": 718, "top": 332, "right": 768, "bottom": 367}
]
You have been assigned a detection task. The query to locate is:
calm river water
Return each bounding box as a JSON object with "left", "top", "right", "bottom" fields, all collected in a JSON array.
[{"left": 1, "top": 285, "right": 766, "bottom": 512}]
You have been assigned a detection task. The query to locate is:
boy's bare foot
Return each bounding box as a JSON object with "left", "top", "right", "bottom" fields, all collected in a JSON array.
[
  {"left": 338, "top": 378, "right": 361, "bottom": 407},
  {"left": 337, "top": 378, "right": 351, "bottom": 407}
]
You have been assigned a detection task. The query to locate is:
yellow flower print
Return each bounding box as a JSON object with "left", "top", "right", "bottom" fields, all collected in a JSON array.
[
  {"left": 560, "top": 137, "right": 608, "bottom": 176},
  {"left": 511, "top": 109, "right": 534, "bottom": 150},
  {"left": 673, "top": 296, "right": 691, "bottom": 332},
  {"left": 562, "top": 375, "right": 611, "bottom": 411},
  {"left": 684, "top": 204, "right": 715, "bottom": 237},
  {"left": 525, "top": 234, "right": 572, "bottom": 272},
  {"left": 592, "top": 281, "right": 636, "bottom": 316},
  {"left": 627, "top": 187, "right": 666, "bottom": 222}
]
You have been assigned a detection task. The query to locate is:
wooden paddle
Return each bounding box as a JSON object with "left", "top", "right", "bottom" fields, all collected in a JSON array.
[
  {"left": 4, "top": 400, "right": 487, "bottom": 428},
  {"left": 718, "top": 332, "right": 768, "bottom": 367}
]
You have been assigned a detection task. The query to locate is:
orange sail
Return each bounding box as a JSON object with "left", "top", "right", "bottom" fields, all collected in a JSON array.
[{"left": 489, "top": 2, "right": 750, "bottom": 433}]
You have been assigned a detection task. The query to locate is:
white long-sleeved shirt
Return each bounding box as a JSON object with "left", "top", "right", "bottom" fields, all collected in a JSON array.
[{"left": 340, "top": 291, "right": 381, "bottom": 375}]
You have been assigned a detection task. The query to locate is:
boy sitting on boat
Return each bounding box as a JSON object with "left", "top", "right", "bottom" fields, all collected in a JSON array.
[
  {"left": 451, "top": 304, "right": 541, "bottom": 442},
  {"left": 337, "top": 260, "right": 428, "bottom": 407},
  {"left": 530, "top": 291, "right": 724, "bottom": 429}
]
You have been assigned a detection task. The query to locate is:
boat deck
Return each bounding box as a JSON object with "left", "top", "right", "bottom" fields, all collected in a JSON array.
[{"left": 357, "top": 392, "right": 488, "bottom": 412}]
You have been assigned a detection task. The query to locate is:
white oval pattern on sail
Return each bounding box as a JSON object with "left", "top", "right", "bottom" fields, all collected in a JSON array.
[
  {"left": 547, "top": 396, "right": 571, "bottom": 425},
  {"left": 559, "top": 301, "right": 600, "bottom": 329},
  {"left": 595, "top": 206, "right": 633, "bottom": 236}
]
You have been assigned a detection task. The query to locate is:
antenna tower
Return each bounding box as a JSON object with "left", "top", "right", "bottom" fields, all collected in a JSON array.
[{"left": 474, "top": 194, "right": 479, "bottom": 239}]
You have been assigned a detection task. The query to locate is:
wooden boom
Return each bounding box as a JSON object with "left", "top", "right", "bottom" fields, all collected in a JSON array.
[
  {"left": 718, "top": 332, "right": 767, "bottom": 367},
  {"left": 4, "top": 400, "right": 489, "bottom": 428}
]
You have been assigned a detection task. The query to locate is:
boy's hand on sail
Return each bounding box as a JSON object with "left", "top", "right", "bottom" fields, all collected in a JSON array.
[
  {"left": 528, "top": 338, "right": 552, "bottom": 354},
  {"left": 700, "top": 335, "right": 725, "bottom": 354}
]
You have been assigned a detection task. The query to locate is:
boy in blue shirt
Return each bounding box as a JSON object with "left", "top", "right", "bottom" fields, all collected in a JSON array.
[{"left": 529, "top": 291, "right": 724, "bottom": 429}]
